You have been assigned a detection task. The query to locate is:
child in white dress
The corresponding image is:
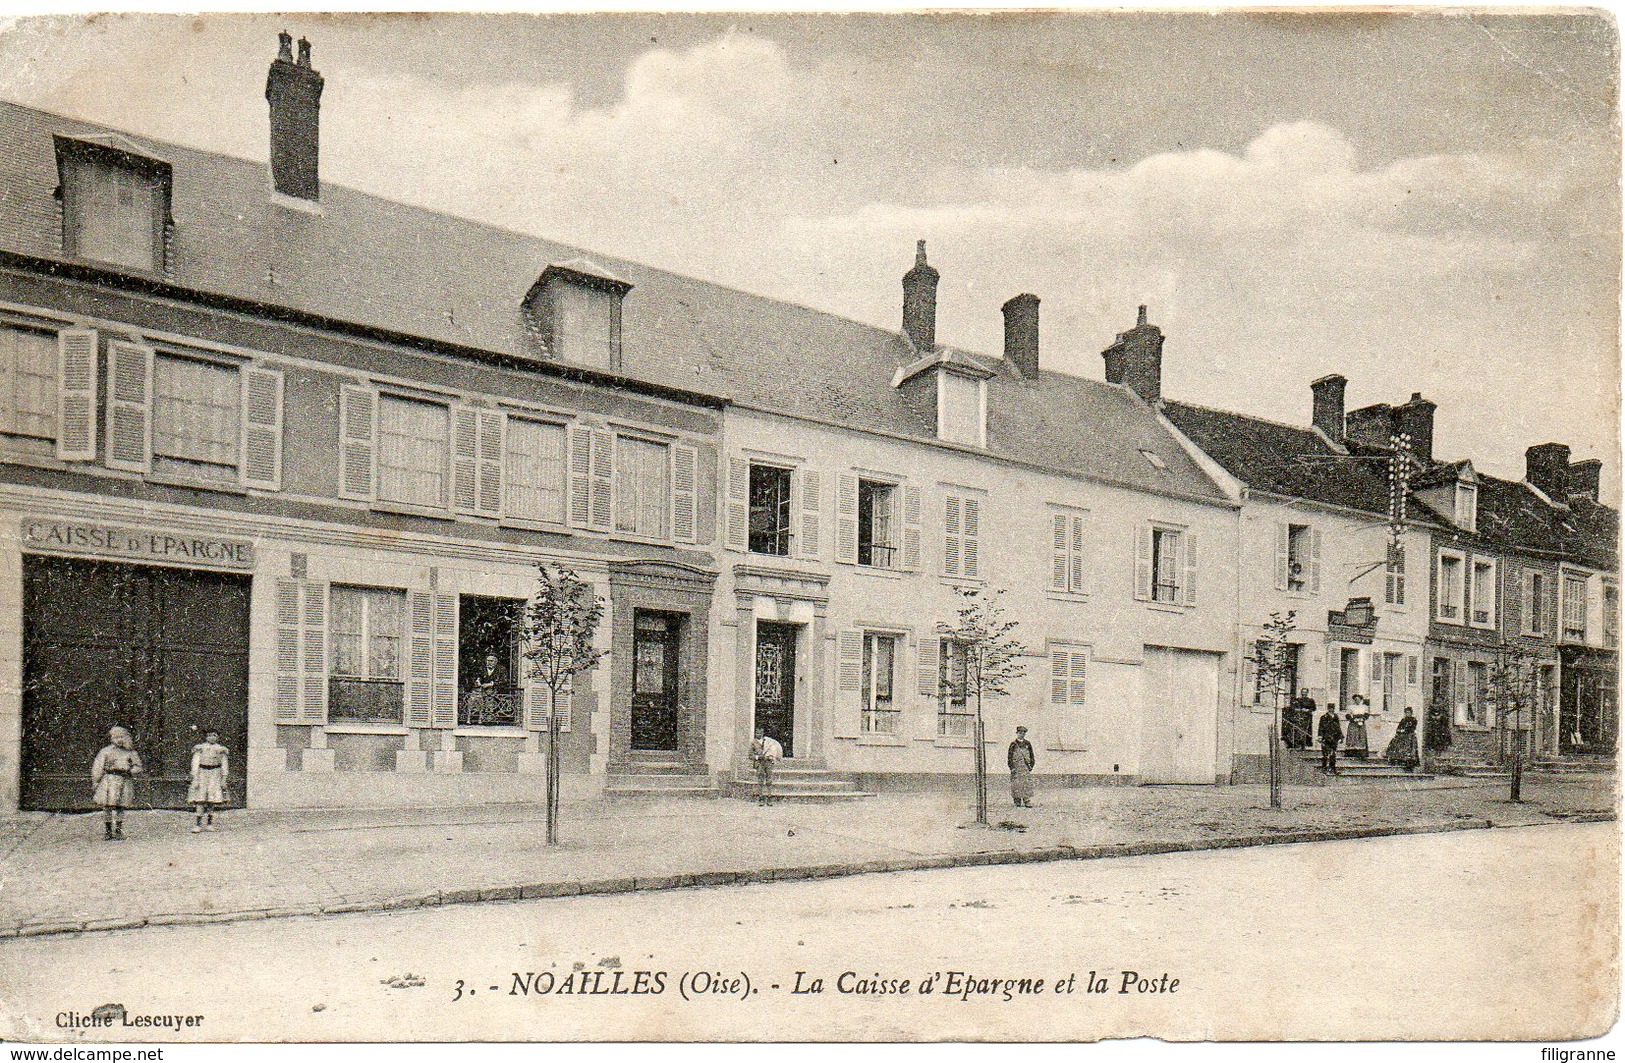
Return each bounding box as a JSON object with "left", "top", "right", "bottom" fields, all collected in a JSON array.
[
  {"left": 188, "top": 730, "right": 229, "bottom": 833},
  {"left": 91, "top": 726, "right": 143, "bottom": 841}
]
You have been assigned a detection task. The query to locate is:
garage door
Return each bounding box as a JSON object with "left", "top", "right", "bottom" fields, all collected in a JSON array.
[
  {"left": 21, "top": 555, "right": 250, "bottom": 810},
  {"left": 1140, "top": 646, "right": 1219, "bottom": 784}
]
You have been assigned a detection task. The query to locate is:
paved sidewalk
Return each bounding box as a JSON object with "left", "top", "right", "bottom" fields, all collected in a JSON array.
[{"left": 0, "top": 774, "right": 1613, "bottom": 939}]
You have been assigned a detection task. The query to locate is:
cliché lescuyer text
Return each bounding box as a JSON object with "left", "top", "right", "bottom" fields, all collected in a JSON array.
[{"left": 457, "top": 968, "right": 1180, "bottom": 1003}]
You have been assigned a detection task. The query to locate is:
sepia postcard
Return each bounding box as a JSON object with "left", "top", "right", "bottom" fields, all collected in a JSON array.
[{"left": 0, "top": 8, "right": 1617, "bottom": 1050}]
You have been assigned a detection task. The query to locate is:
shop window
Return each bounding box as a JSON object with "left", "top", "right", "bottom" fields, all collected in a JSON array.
[
  {"left": 458, "top": 596, "right": 523, "bottom": 727},
  {"left": 378, "top": 395, "right": 449, "bottom": 508},
  {"left": 152, "top": 352, "right": 239, "bottom": 482},
  {"left": 861, "top": 633, "right": 899, "bottom": 735},
  {"left": 614, "top": 436, "right": 670, "bottom": 538},
  {"left": 938, "top": 639, "right": 973, "bottom": 737},
  {"left": 329, "top": 585, "right": 406, "bottom": 724},
  {"left": 858, "top": 479, "right": 897, "bottom": 568},
  {"left": 0, "top": 325, "right": 58, "bottom": 442},
  {"left": 749, "top": 463, "right": 793, "bottom": 556},
  {"left": 505, "top": 418, "right": 566, "bottom": 524}
]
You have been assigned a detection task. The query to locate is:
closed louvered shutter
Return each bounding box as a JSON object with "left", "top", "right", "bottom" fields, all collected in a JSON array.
[
  {"left": 406, "top": 591, "right": 435, "bottom": 728},
  {"left": 671, "top": 443, "right": 699, "bottom": 544},
  {"left": 432, "top": 594, "right": 458, "bottom": 728},
  {"left": 105, "top": 340, "right": 153, "bottom": 473},
  {"left": 725, "top": 457, "right": 749, "bottom": 551},
  {"left": 1308, "top": 529, "right": 1323, "bottom": 595},
  {"left": 477, "top": 410, "right": 505, "bottom": 518},
  {"left": 901, "top": 484, "right": 922, "bottom": 570},
  {"left": 835, "top": 474, "right": 858, "bottom": 564},
  {"left": 452, "top": 405, "right": 480, "bottom": 514},
  {"left": 239, "top": 366, "right": 284, "bottom": 490},
  {"left": 338, "top": 384, "right": 377, "bottom": 501},
  {"left": 55, "top": 328, "right": 98, "bottom": 461},
  {"left": 1274, "top": 523, "right": 1290, "bottom": 591},
  {"left": 568, "top": 425, "right": 593, "bottom": 529},
  {"left": 274, "top": 580, "right": 303, "bottom": 723},
  {"left": 962, "top": 496, "right": 981, "bottom": 579},
  {"left": 300, "top": 582, "right": 329, "bottom": 724},
  {"left": 917, "top": 636, "right": 940, "bottom": 698},
  {"left": 1134, "top": 525, "right": 1153, "bottom": 601},
  {"left": 797, "top": 469, "right": 822, "bottom": 560},
  {"left": 1051, "top": 513, "right": 1069, "bottom": 591},
  {"left": 944, "top": 496, "right": 963, "bottom": 577},
  {"left": 589, "top": 429, "right": 614, "bottom": 532},
  {"left": 1182, "top": 533, "right": 1199, "bottom": 607},
  {"left": 833, "top": 630, "right": 863, "bottom": 738}
]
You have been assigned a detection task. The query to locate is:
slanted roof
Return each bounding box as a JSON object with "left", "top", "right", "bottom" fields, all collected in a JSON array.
[
  {"left": 1162, "top": 400, "right": 1400, "bottom": 517},
  {"left": 0, "top": 100, "right": 1228, "bottom": 504},
  {"left": 1554, "top": 493, "right": 1620, "bottom": 571}
]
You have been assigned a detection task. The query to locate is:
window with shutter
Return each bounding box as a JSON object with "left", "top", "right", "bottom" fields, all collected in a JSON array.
[
  {"left": 836, "top": 474, "right": 859, "bottom": 564},
  {"left": 614, "top": 435, "right": 669, "bottom": 539},
  {"left": 105, "top": 340, "right": 153, "bottom": 473},
  {"left": 856, "top": 478, "right": 899, "bottom": 568},
  {"left": 379, "top": 395, "right": 450, "bottom": 509},
  {"left": 1049, "top": 509, "right": 1088, "bottom": 594},
  {"left": 1134, "top": 524, "right": 1154, "bottom": 601},
  {"left": 671, "top": 443, "right": 699, "bottom": 544},
  {"left": 331, "top": 585, "right": 406, "bottom": 725},
  {"left": 748, "top": 463, "right": 793, "bottom": 556},
  {"left": 239, "top": 366, "right": 284, "bottom": 490},
  {"left": 944, "top": 495, "right": 963, "bottom": 577},
  {"left": 833, "top": 630, "right": 864, "bottom": 738},
  {"left": 797, "top": 469, "right": 822, "bottom": 560},
  {"left": 55, "top": 328, "right": 97, "bottom": 461},
  {"left": 901, "top": 484, "right": 922, "bottom": 571},
  {"left": 152, "top": 352, "right": 239, "bottom": 482},
  {"left": 937, "top": 639, "right": 973, "bottom": 737},
  {"left": 962, "top": 496, "right": 981, "bottom": 579},
  {"left": 1385, "top": 543, "right": 1407, "bottom": 606},
  {"left": 505, "top": 418, "right": 566, "bottom": 524},
  {"left": 1049, "top": 644, "right": 1087, "bottom": 706},
  {"left": 0, "top": 324, "right": 61, "bottom": 444},
  {"left": 338, "top": 385, "right": 377, "bottom": 501}
]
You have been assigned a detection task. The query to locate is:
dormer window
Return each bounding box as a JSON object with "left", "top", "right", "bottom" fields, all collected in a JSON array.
[
  {"left": 937, "top": 370, "right": 985, "bottom": 447},
  {"left": 55, "top": 135, "right": 170, "bottom": 274},
  {"left": 1456, "top": 481, "right": 1477, "bottom": 533},
  {"left": 523, "top": 260, "right": 632, "bottom": 371}
]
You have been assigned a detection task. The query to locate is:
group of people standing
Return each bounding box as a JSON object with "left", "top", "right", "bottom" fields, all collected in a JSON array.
[
  {"left": 88, "top": 725, "right": 230, "bottom": 840},
  {"left": 1282, "top": 690, "right": 1421, "bottom": 775}
]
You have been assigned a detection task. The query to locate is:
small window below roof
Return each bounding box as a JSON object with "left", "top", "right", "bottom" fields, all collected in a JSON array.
[
  {"left": 523, "top": 261, "right": 632, "bottom": 371},
  {"left": 57, "top": 137, "right": 170, "bottom": 274}
]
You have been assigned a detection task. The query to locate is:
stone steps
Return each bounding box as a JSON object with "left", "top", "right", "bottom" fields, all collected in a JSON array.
[
  {"left": 606, "top": 754, "right": 718, "bottom": 798},
  {"left": 726, "top": 765, "right": 873, "bottom": 802}
]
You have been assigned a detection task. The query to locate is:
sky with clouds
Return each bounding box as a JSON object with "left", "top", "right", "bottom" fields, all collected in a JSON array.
[{"left": 0, "top": 12, "right": 1617, "bottom": 492}]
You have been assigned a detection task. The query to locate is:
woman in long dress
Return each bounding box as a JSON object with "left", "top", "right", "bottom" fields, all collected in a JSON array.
[
  {"left": 1345, "top": 695, "right": 1372, "bottom": 759},
  {"left": 1008, "top": 726, "right": 1036, "bottom": 808},
  {"left": 1384, "top": 708, "right": 1421, "bottom": 772}
]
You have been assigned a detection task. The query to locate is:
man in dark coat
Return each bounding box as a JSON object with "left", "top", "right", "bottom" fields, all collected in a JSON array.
[
  {"left": 1318, "top": 706, "right": 1344, "bottom": 775},
  {"left": 1286, "top": 689, "right": 1317, "bottom": 749}
]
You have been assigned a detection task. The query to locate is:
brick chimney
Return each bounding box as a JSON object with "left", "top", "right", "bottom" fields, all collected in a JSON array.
[
  {"left": 1569, "top": 459, "right": 1602, "bottom": 502},
  {"left": 1310, "top": 374, "right": 1346, "bottom": 443},
  {"left": 901, "top": 240, "right": 939, "bottom": 352},
  {"left": 1101, "top": 305, "right": 1163, "bottom": 405},
  {"left": 1393, "top": 392, "right": 1436, "bottom": 464},
  {"left": 1002, "top": 293, "right": 1040, "bottom": 379},
  {"left": 1345, "top": 403, "right": 1394, "bottom": 450},
  {"left": 1527, "top": 442, "right": 1572, "bottom": 500},
  {"left": 266, "top": 31, "right": 324, "bottom": 201}
]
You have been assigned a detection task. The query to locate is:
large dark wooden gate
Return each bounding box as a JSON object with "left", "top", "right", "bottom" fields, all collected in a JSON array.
[{"left": 21, "top": 555, "right": 251, "bottom": 810}]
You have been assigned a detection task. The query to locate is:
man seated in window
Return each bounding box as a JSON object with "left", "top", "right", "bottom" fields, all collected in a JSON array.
[{"left": 461, "top": 650, "right": 519, "bottom": 727}]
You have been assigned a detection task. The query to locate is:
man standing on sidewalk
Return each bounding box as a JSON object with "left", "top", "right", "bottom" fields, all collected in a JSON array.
[
  {"left": 1318, "top": 707, "right": 1344, "bottom": 775},
  {"left": 750, "top": 727, "right": 782, "bottom": 806}
]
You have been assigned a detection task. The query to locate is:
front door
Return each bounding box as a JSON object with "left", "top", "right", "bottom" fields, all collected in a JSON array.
[
  {"left": 631, "top": 611, "right": 681, "bottom": 751},
  {"left": 21, "top": 555, "right": 251, "bottom": 810},
  {"left": 754, "top": 622, "right": 797, "bottom": 757}
]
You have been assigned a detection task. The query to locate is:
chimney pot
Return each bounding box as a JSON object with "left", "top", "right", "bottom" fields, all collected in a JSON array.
[
  {"left": 1101, "top": 305, "right": 1164, "bottom": 405},
  {"left": 1310, "top": 374, "right": 1347, "bottom": 443},
  {"left": 277, "top": 30, "right": 294, "bottom": 62},
  {"left": 901, "top": 239, "right": 940, "bottom": 352},
  {"left": 1002, "top": 293, "right": 1041, "bottom": 379},
  {"left": 266, "top": 33, "right": 325, "bottom": 201}
]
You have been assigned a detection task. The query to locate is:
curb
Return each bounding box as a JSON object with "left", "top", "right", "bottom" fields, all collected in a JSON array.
[{"left": 5, "top": 813, "right": 1608, "bottom": 941}]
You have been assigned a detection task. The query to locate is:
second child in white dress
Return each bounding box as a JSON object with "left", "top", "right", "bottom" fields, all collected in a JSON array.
[{"left": 188, "top": 730, "right": 229, "bottom": 833}]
